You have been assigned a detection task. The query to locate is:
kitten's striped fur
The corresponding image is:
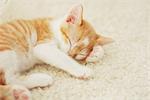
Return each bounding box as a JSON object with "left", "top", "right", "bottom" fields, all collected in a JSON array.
[{"left": 0, "top": 18, "right": 52, "bottom": 52}]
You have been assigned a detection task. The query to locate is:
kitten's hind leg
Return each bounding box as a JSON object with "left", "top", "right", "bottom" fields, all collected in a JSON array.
[
  {"left": 23, "top": 73, "right": 53, "bottom": 89},
  {"left": 0, "top": 50, "right": 53, "bottom": 89},
  {"left": 5, "top": 72, "right": 53, "bottom": 89}
]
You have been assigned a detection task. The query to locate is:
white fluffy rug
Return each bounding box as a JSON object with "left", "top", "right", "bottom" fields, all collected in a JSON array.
[{"left": 0, "top": 0, "right": 149, "bottom": 100}]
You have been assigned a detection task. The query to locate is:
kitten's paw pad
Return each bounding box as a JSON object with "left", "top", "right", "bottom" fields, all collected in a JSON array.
[
  {"left": 12, "top": 85, "right": 31, "bottom": 100},
  {"left": 26, "top": 73, "right": 53, "bottom": 89},
  {"left": 73, "top": 67, "right": 93, "bottom": 79}
]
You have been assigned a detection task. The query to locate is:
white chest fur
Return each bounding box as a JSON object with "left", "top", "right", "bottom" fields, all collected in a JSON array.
[{"left": 51, "top": 19, "right": 70, "bottom": 53}]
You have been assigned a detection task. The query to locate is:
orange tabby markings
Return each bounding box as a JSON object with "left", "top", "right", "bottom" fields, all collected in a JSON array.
[{"left": 32, "top": 18, "right": 53, "bottom": 43}]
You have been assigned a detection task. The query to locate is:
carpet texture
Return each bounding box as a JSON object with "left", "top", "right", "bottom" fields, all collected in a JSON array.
[{"left": 0, "top": 0, "right": 149, "bottom": 100}]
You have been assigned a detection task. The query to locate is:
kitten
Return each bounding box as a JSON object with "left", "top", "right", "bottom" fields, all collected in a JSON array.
[{"left": 0, "top": 4, "right": 112, "bottom": 99}]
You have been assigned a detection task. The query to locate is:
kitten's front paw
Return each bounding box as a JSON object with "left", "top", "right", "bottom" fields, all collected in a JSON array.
[
  {"left": 26, "top": 73, "right": 53, "bottom": 89},
  {"left": 71, "top": 67, "right": 93, "bottom": 79}
]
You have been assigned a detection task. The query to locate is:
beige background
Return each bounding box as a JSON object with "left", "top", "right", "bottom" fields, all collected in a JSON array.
[{"left": 0, "top": 0, "right": 149, "bottom": 100}]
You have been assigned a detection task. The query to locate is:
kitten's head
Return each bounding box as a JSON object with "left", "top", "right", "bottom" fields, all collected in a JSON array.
[{"left": 60, "top": 4, "right": 113, "bottom": 63}]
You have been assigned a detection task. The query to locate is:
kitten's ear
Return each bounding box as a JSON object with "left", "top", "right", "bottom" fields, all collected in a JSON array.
[
  {"left": 97, "top": 35, "right": 114, "bottom": 45},
  {"left": 66, "top": 4, "right": 83, "bottom": 25}
]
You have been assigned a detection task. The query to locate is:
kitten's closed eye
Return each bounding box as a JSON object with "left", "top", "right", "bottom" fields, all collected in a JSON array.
[{"left": 75, "top": 48, "right": 89, "bottom": 60}]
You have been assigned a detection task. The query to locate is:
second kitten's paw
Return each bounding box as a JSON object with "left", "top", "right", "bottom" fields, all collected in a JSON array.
[
  {"left": 26, "top": 73, "right": 53, "bottom": 89},
  {"left": 71, "top": 67, "right": 93, "bottom": 79}
]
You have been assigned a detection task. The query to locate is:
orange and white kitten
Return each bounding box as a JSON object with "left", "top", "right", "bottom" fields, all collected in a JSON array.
[{"left": 0, "top": 4, "right": 112, "bottom": 98}]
